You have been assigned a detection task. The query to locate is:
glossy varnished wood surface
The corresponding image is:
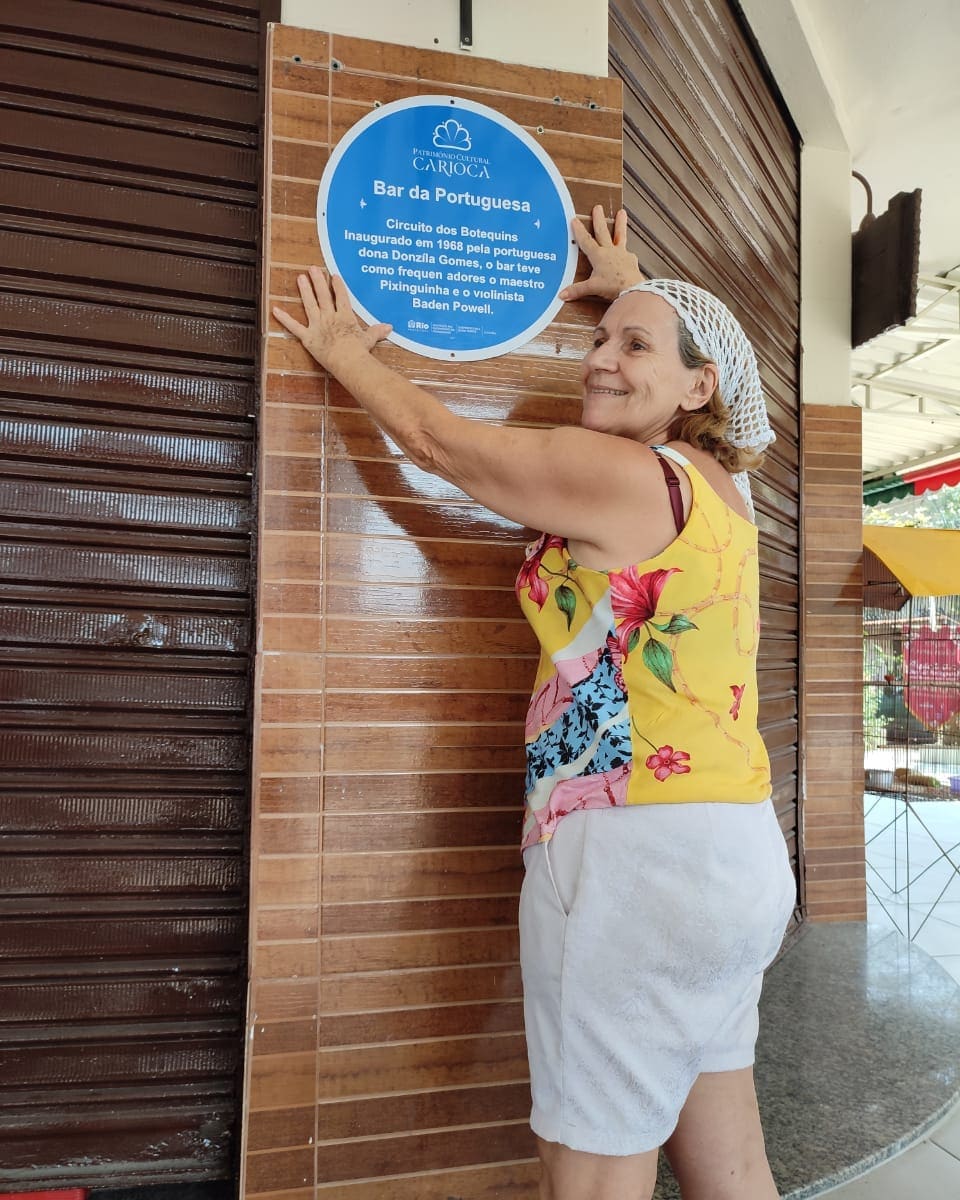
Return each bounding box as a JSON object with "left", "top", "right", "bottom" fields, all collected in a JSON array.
[
  {"left": 799, "top": 406, "right": 867, "bottom": 921},
  {"left": 245, "top": 23, "right": 621, "bottom": 1198}
]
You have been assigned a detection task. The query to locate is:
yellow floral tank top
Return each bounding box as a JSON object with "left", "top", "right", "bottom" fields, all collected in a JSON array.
[{"left": 516, "top": 446, "right": 771, "bottom": 849}]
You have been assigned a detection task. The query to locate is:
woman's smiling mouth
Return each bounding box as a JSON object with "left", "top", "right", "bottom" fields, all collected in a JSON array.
[{"left": 586, "top": 383, "right": 627, "bottom": 395}]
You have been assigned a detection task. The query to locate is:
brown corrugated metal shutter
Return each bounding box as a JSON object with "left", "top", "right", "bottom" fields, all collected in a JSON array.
[
  {"left": 0, "top": 1, "right": 274, "bottom": 1187},
  {"left": 609, "top": 0, "right": 803, "bottom": 918}
]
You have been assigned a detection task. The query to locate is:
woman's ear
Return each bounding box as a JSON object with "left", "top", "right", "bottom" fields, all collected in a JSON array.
[{"left": 682, "top": 361, "right": 719, "bottom": 411}]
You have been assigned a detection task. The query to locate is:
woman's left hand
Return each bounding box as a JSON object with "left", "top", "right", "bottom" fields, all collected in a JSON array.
[
  {"left": 559, "top": 206, "right": 645, "bottom": 303},
  {"left": 272, "top": 267, "right": 392, "bottom": 371}
]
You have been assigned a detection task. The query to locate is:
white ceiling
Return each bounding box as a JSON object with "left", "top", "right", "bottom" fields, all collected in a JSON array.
[
  {"left": 799, "top": 0, "right": 960, "bottom": 479},
  {"left": 856, "top": 276, "right": 960, "bottom": 477}
]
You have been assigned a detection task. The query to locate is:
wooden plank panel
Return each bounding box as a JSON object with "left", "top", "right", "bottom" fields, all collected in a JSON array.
[
  {"left": 799, "top": 405, "right": 866, "bottom": 922},
  {"left": 321, "top": 927, "right": 519, "bottom": 973},
  {"left": 319, "top": 999, "right": 522, "bottom": 1047},
  {"left": 322, "top": 895, "right": 519, "bottom": 935},
  {"left": 313, "top": 1121, "right": 532, "bottom": 1182},
  {"left": 315, "top": 1080, "right": 530, "bottom": 1138},
  {"left": 322, "top": 771, "right": 523, "bottom": 812},
  {"left": 315, "top": 1033, "right": 529, "bottom": 1099},
  {"left": 329, "top": 33, "right": 621, "bottom": 108},
  {"left": 330, "top": 70, "right": 623, "bottom": 140},
  {"left": 320, "top": 962, "right": 524, "bottom": 1014},
  {"left": 313, "top": 1162, "right": 539, "bottom": 1200},
  {"left": 322, "top": 849, "right": 523, "bottom": 904}
]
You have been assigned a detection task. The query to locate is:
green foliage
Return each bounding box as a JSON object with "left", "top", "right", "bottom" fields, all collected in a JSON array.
[
  {"left": 642, "top": 637, "right": 676, "bottom": 691},
  {"left": 651, "top": 615, "right": 698, "bottom": 634},
  {"left": 864, "top": 481, "right": 960, "bottom": 528},
  {"left": 554, "top": 584, "right": 576, "bottom": 631}
]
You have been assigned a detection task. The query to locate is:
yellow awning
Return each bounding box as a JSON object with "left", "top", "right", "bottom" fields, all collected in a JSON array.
[{"left": 863, "top": 526, "right": 960, "bottom": 597}]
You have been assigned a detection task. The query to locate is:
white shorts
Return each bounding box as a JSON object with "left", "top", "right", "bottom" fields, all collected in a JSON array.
[{"left": 519, "top": 798, "right": 795, "bottom": 1156}]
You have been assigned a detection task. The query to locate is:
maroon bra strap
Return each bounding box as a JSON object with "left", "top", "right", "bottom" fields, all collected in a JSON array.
[{"left": 654, "top": 452, "right": 685, "bottom": 535}]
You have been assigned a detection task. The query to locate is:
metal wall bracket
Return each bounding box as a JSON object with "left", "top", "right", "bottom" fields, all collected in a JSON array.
[{"left": 460, "top": 0, "right": 472, "bottom": 50}]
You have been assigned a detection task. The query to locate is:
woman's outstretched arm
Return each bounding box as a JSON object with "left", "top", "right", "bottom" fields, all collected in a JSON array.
[{"left": 271, "top": 209, "right": 651, "bottom": 545}]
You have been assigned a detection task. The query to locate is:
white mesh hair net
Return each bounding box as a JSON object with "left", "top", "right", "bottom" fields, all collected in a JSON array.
[{"left": 619, "top": 279, "right": 774, "bottom": 519}]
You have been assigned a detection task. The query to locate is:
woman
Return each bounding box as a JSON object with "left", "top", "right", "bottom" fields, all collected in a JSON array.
[{"left": 273, "top": 207, "right": 795, "bottom": 1200}]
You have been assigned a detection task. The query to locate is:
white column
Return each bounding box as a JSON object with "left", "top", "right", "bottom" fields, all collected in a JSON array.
[{"left": 738, "top": 0, "right": 853, "bottom": 406}]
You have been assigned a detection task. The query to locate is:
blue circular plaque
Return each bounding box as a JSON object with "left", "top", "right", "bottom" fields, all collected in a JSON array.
[{"left": 317, "top": 95, "right": 577, "bottom": 361}]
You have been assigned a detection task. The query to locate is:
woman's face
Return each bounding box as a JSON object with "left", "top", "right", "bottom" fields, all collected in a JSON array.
[{"left": 579, "top": 291, "right": 715, "bottom": 444}]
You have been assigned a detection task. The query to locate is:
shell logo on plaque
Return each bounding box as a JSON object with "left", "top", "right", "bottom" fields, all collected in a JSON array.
[{"left": 318, "top": 95, "right": 577, "bottom": 361}]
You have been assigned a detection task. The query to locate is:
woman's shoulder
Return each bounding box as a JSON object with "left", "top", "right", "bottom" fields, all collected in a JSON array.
[{"left": 663, "top": 440, "right": 752, "bottom": 523}]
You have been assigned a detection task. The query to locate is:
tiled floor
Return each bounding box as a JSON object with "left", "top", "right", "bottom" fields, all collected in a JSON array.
[
  {"left": 819, "top": 1101, "right": 960, "bottom": 1197},
  {"left": 817, "top": 793, "right": 960, "bottom": 1197},
  {"left": 863, "top": 790, "right": 960, "bottom": 984}
]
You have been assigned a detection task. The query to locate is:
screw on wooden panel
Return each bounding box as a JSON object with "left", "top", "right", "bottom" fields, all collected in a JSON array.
[
  {"left": 537, "top": 125, "right": 545, "bottom": 134},
  {"left": 553, "top": 96, "right": 561, "bottom": 103},
  {"left": 373, "top": 100, "right": 382, "bottom": 107},
  {"left": 588, "top": 100, "right": 599, "bottom": 109},
  {"left": 331, "top": 58, "right": 342, "bottom": 70},
  {"left": 292, "top": 54, "right": 302, "bottom": 62}
]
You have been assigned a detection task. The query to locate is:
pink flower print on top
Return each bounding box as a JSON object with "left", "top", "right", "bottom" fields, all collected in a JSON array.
[
  {"left": 516, "top": 554, "right": 549, "bottom": 610},
  {"left": 522, "top": 763, "right": 633, "bottom": 848},
  {"left": 729, "top": 684, "right": 746, "bottom": 721},
  {"left": 644, "top": 745, "right": 691, "bottom": 782},
  {"left": 525, "top": 673, "right": 573, "bottom": 740},
  {"left": 609, "top": 566, "right": 681, "bottom": 657},
  {"left": 515, "top": 534, "right": 564, "bottom": 611}
]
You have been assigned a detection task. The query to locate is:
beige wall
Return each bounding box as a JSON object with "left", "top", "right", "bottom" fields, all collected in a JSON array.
[
  {"left": 281, "top": 0, "right": 609, "bottom": 75},
  {"left": 738, "top": 0, "right": 853, "bottom": 408}
]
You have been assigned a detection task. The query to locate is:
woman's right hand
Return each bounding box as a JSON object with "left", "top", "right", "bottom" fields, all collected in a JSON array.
[
  {"left": 559, "top": 205, "right": 645, "bottom": 303},
  {"left": 272, "top": 267, "right": 391, "bottom": 373}
]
